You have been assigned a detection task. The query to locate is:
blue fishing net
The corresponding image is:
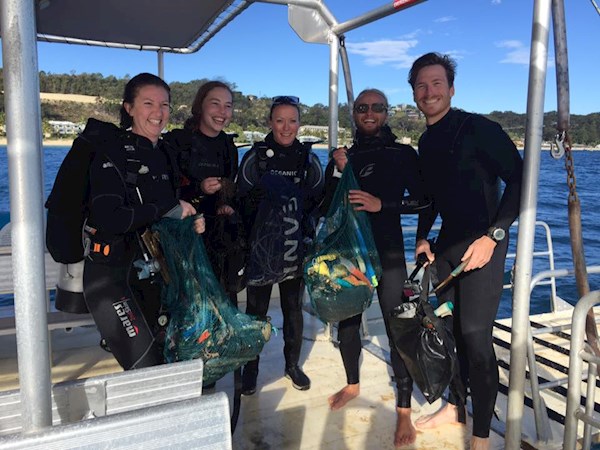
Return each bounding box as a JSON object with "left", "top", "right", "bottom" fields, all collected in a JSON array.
[
  {"left": 153, "top": 217, "right": 272, "bottom": 385},
  {"left": 246, "top": 173, "right": 306, "bottom": 286},
  {"left": 304, "top": 164, "right": 383, "bottom": 323}
]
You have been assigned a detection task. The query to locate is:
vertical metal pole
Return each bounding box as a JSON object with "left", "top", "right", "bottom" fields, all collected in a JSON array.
[
  {"left": 338, "top": 37, "right": 356, "bottom": 139},
  {"left": 505, "top": 0, "right": 551, "bottom": 447},
  {"left": 0, "top": 0, "right": 53, "bottom": 431},
  {"left": 327, "top": 33, "right": 339, "bottom": 149},
  {"left": 157, "top": 50, "right": 165, "bottom": 79}
]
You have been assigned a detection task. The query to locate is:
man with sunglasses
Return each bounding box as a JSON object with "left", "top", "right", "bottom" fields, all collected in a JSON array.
[
  {"left": 323, "top": 88, "right": 427, "bottom": 448},
  {"left": 409, "top": 52, "right": 523, "bottom": 450}
]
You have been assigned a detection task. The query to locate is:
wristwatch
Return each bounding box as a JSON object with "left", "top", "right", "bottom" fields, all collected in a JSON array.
[{"left": 486, "top": 227, "right": 506, "bottom": 243}]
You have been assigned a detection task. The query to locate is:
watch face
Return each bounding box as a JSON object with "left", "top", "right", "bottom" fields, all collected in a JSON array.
[{"left": 493, "top": 228, "right": 505, "bottom": 241}]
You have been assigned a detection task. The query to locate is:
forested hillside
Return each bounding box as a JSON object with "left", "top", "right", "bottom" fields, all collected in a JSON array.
[{"left": 0, "top": 70, "right": 598, "bottom": 145}]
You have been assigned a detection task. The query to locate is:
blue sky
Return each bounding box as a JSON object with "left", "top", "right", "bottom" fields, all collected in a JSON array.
[{"left": 5, "top": 0, "right": 600, "bottom": 114}]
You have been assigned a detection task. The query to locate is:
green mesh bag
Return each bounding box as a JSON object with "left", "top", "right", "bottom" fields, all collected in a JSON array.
[
  {"left": 304, "top": 164, "right": 383, "bottom": 323},
  {"left": 153, "top": 217, "right": 272, "bottom": 385}
]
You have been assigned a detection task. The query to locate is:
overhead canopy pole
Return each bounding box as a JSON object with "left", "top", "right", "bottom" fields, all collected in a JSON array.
[
  {"left": 0, "top": 0, "right": 53, "bottom": 432},
  {"left": 505, "top": 0, "right": 552, "bottom": 447},
  {"left": 328, "top": 33, "right": 340, "bottom": 149},
  {"left": 157, "top": 50, "right": 165, "bottom": 79}
]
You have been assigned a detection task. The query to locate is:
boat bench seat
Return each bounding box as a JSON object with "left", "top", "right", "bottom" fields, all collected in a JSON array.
[
  {"left": 0, "top": 358, "right": 230, "bottom": 448},
  {"left": 0, "top": 243, "right": 95, "bottom": 336}
]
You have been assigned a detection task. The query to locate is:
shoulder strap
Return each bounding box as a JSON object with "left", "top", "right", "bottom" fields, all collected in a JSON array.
[{"left": 254, "top": 142, "right": 271, "bottom": 177}]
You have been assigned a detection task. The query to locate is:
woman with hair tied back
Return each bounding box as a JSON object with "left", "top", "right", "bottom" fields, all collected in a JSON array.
[
  {"left": 164, "top": 81, "right": 242, "bottom": 307},
  {"left": 236, "top": 95, "right": 324, "bottom": 395},
  {"left": 48, "top": 73, "right": 205, "bottom": 371}
]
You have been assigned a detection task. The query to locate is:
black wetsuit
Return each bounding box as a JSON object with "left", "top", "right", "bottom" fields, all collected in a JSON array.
[
  {"left": 237, "top": 132, "right": 324, "bottom": 374},
  {"left": 164, "top": 128, "right": 241, "bottom": 302},
  {"left": 81, "top": 119, "right": 180, "bottom": 370},
  {"left": 416, "top": 108, "right": 523, "bottom": 437},
  {"left": 322, "top": 126, "right": 426, "bottom": 408}
]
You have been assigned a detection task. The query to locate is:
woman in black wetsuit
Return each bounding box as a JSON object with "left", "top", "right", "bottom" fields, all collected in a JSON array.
[
  {"left": 164, "top": 81, "right": 242, "bottom": 305},
  {"left": 237, "top": 96, "right": 324, "bottom": 395},
  {"left": 79, "top": 73, "right": 204, "bottom": 370},
  {"left": 324, "top": 88, "right": 427, "bottom": 448}
]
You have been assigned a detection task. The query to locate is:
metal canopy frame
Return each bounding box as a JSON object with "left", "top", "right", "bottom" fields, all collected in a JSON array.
[{"left": 1, "top": 1, "right": 566, "bottom": 448}]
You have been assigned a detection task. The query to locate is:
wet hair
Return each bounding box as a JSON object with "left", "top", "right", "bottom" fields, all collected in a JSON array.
[
  {"left": 408, "top": 52, "right": 457, "bottom": 89},
  {"left": 354, "top": 88, "right": 389, "bottom": 109},
  {"left": 119, "top": 73, "right": 171, "bottom": 129},
  {"left": 269, "top": 98, "right": 301, "bottom": 121},
  {"left": 184, "top": 81, "right": 234, "bottom": 131}
]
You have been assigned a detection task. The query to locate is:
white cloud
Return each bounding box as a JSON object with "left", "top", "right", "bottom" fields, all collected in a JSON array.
[
  {"left": 496, "top": 40, "right": 530, "bottom": 64},
  {"left": 435, "top": 16, "right": 456, "bottom": 23},
  {"left": 491, "top": 0, "right": 502, "bottom": 4},
  {"left": 346, "top": 39, "right": 418, "bottom": 69},
  {"left": 496, "top": 40, "right": 555, "bottom": 67}
]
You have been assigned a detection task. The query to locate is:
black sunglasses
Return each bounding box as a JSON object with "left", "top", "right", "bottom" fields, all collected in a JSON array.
[
  {"left": 272, "top": 95, "right": 300, "bottom": 105},
  {"left": 354, "top": 103, "right": 387, "bottom": 114}
]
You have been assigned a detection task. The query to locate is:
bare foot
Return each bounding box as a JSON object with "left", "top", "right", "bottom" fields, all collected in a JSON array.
[
  {"left": 470, "top": 436, "right": 490, "bottom": 450},
  {"left": 328, "top": 384, "right": 359, "bottom": 410},
  {"left": 415, "top": 403, "right": 462, "bottom": 429},
  {"left": 394, "top": 407, "right": 416, "bottom": 448}
]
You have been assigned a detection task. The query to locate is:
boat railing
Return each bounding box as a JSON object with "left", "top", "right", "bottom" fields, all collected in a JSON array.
[
  {"left": 0, "top": 240, "right": 95, "bottom": 340},
  {"left": 354, "top": 220, "right": 559, "bottom": 339},
  {"left": 402, "top": 219, "right": 559, "bottom": 303},
  {"left": 524, "top": 266, "right": 600, "bottom": 446},
  {"left": 564, "top": 289, "right": 600, "bottom": 450}
]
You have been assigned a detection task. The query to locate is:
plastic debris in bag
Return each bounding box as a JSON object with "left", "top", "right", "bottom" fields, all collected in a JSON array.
[
  {"left": 153, "top": 217, "right": 272, "bottom": 385},
  {"left": 304, "top": 163, "right": 382, "bottom": 323}
]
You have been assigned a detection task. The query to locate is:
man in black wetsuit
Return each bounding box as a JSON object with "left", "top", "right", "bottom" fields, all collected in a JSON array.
[
  {"left": 324, "top": 88, "right": 427, "bottom": 448},
  {"left": 409, "top": 52, "right": 523, "bottom": 450}
]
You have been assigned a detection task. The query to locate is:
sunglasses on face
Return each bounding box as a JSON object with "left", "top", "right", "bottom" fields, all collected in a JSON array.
[
  {"left": 272, "top": 95, "right": 300, "bottom": 105},
  {"left": 354, "top": 103, "right": 387, "bottom": 114}
]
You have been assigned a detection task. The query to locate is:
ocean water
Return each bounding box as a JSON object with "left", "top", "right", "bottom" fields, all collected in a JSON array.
[{"left": 0, "top": 144, "right": 598, "bottom": 318}]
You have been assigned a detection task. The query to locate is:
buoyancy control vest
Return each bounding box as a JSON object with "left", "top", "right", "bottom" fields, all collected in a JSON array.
[
  {"left": 164, "top": 128, "right": 247, "bottom": 294},
  {"left": 45, "top": 118, "right": 179, "bottom": 312}
]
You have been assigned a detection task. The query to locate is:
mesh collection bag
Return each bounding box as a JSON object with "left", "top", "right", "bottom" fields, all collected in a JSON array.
[
  {"left": 304, "top": 163, "right": 382, "bottom": 323},
  {"left": 153, "top": 217, "right": 272, "bottom": 385},
  {"left": 246, "top": 173, "right": 306, "bottom": 286}
]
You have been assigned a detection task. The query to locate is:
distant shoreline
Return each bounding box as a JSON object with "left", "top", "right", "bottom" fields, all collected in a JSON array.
[
  {"left": 0, "top": 137, "right": 73, "bottom": 147},
  {"left": 0, "top": 137, "right": 597, "bottom": 150}
]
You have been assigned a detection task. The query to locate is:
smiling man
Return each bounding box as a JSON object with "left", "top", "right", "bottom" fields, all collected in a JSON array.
[
  {"left": 409, "top": 52, "right": 523, "bottom": 450},
  {"left": 324, "top": 88, "right": 428, "bottom": 448}
]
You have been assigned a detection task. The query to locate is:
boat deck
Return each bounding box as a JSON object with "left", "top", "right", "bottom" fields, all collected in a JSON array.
[
  {"left": 5, "top": 290, "right": 596, "bottom": 449},
  {"left": 0, "top": 290, "right": 510, "bottom": 449}
]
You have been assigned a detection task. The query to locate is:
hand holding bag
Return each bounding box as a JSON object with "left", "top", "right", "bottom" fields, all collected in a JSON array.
[{"left": 388, "top": 262, "right": 462, "bottom": 404}]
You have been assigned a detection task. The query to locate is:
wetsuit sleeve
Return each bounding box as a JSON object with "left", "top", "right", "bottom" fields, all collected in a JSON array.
[
  {"left": 476, "top": 120, "right": 523, "bottom": 231},
  {"left": 416, "top": 145, "right": 438, "bottom": 242},
  {"left": 303, "top": 153, "right": 325, "bottom": 213},
  {"left": 380, "top": 146, "right": 431, "bottom": 215},
  {"left": 87, "top": 152, "right": 177, "bottom": 236},
  {"left": 235, "top": 146, "right": 263, "bottom": 228},
  {"left": 318, "top": 159, "right": 339, "bottom": 216}
]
